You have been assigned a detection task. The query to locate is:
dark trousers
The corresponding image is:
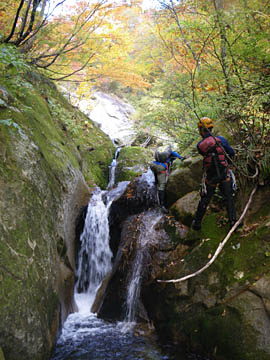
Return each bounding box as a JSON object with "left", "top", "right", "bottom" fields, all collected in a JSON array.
[{"left": 195, "top": 179, "right": 236, "bottom": 225}]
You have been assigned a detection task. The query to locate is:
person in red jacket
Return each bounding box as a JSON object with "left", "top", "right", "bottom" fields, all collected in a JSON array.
[{"left": 192, "top": 117, "right": 236, "bottom": 230}]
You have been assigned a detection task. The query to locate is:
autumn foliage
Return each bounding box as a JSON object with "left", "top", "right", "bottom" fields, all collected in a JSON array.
[{"left": 0, "top": 0, "right": 269, "bottom": 182}]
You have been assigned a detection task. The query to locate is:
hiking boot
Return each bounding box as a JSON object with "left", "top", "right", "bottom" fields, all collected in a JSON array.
[{"left": 192, "top": 219, "right": 201, "bottom": 231}]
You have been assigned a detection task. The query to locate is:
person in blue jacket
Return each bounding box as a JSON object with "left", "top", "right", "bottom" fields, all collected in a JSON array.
[
  {"left": 150, "top": 146, "right": 185, "bottom": 211},
  {"left": 192, "top": 117, "right": 236, "bottom": 230}
]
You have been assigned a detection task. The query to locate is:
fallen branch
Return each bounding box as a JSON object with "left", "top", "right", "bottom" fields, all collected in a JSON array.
[{"left": 157, "top": 184, "right": 258, "bottom": 284}]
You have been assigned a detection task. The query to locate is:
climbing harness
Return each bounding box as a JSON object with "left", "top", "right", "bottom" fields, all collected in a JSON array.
[
  {"left": 229, "top": 169, "right": 237, "bottom": 192},
  {"left": 197, "top": 117, "right": 259, "bottom": 180},
  {"left": 200, "top": 172, "right": 207, "bottom": 196}
]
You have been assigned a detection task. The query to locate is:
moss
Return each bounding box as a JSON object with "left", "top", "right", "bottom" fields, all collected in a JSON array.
[
  {"left": 0, "top": 69, "right": 114, "bottom": 358},
  {"left": 116, "top": 146, "right": 153, "bottom": 182},
  {"left": 163, "top": 217, "right": 182, "bottom": 245},
  {"left": 57, "top": 236, "right": 67, "bottom": 259},
  {"left": 185, "top": 305, "right": 245, "bottom": 359},
  {"left": 47, "top": 289, "right": 59, "bottom": 330},
  {"left": 159, "top": 195, "right": 270, "bottom": 358},
  {"left": 0, "top": 71, "right": 114, "bottom": 189},
  {"left": 182, "top": 209, "right": 270, "bottom": 291},
  {"left": 162, "top": 304, "right": 243, "bottom": 359}
]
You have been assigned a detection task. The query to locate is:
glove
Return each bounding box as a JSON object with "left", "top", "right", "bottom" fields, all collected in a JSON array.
[{"left": 182, "top": 156, "right": 187, "bottom": 160}]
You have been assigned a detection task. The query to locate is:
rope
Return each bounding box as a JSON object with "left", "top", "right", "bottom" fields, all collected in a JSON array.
[{"left": 157, "top": 184, "right": 258, "bottom": 284}]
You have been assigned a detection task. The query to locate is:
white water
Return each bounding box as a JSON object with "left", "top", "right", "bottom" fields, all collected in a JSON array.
[
  {"left": 50, "top": 180, "right": 175, "bottom": 360},
  {"left": 75, "top": 183, "right": 128, "bottom": 314},
  {"left": 125, "top": 210, "right": 162, "bottom": 324},
  {"left": 75, "top": 190, "right": 112, "bottom": 311},
  {"left": 141, "top": 166, "right": 156, "bottom": 186},
  {"left": 50, "top": 173, "right": 203, "bottom": 360},
  {"left": 107, "top": 147, "right": 121, "bottom": 190}
]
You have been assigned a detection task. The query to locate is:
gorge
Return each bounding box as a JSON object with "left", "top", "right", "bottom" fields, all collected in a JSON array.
[{"left": 1, "top": 72, "right": 270, "bottom": 360}]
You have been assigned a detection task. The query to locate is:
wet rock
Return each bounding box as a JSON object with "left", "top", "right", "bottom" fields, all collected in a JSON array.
[
  {"left": 229, "top": 290, "right": 270, "bottom": 358},
  {"left": 141, "top": 192, "right": 270, "bottom": 360},
  {"left": 61, "top": 89, "right": 136, "bottom": 145},
  {"left": 109, "top": 173, "right": 157, "bottom": 232},
  {"left": 192, "top": 284, "right": 217, "bottom": 308},
  {"left": 97, "top": 209, "right": 170, "bottom": 323}
]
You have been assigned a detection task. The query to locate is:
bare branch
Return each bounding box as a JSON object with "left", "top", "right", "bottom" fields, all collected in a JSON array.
[
  {"left": 14, "top": 0, "right": 42, "bottom": 46},
  {"left": 157, "top": 185, "right": 258, "bottom": 284},
  {"left": 32, "top": 2, "right": 105, "bottom": 69},
  {"left": 47, "top": 52, "right": 96, "bottom": 81}
]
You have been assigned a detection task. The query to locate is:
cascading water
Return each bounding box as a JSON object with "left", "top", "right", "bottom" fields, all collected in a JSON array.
[
  {"left": 107, "top": 146, "right": 121, "bottom": 190},
  {"left": 50, "top": 142, "right": 209, "bottom": 360},
  {"left": 50, "top": 158, "right": 209, "bottom": 360},
  {"left": 124, "top": 210, "right": 162, "bottom": 325},
  {"left": 50, "top": 181, "right": 173, "bottom": 360},
  {"left": 74, "top": 188, "right": 114, "bottom": 313}
]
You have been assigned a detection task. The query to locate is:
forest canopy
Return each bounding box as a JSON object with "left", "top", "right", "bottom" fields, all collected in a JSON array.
[{"left": 0, "top": 0, "right": 269, "bottom": 184}]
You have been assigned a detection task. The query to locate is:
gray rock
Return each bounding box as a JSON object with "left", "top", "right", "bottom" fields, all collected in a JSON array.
[
  {"left": 170, "top": 191, "right": 201, "bottom": 224},
  {"left": 166, "top": 157, "right": 203, "bottom": 205},
  {"left": 230, "top": 290, "right": 270, "bottom": 357}
]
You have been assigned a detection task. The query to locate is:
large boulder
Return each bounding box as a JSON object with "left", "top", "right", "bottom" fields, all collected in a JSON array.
[
  {"left": 0, "top": 73, "right": 113, "bottom": 359},
  {"left": 170, "top": 191, "right": 201, "bottom": 225},
  {"left": 166, "top": 157, "right": 203, "bottom": 206},
  {"left": 94, "top": 209, "right": 173, "bottom": 322},
  {"left": 142, "top": 186, "right": 270, "bottom": 360},
  {"left": 115, "top": 146, "right": 153, "bottom": 183}
]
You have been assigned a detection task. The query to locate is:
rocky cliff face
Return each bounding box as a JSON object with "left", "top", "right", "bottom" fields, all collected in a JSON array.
[
  {"left": 0, "top": 72, "right": 114, "bottom": 359},
  {"left": 60, "top": 87, "right": 136, "bottom": 145}
]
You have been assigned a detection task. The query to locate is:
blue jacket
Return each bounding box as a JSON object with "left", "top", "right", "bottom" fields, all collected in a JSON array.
[
  {"left": 167, "top": 151, "right": 184, "bottom": 163},
  {"left": 152, "top": 161, "right": 168, "bottom": 170}
]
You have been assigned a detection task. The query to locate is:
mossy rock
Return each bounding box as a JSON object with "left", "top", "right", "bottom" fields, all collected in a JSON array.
[
  {"left": 115, "top": 146, "right": 153, "bottom": 182},
  {"left": 144, "top": 189, "right": 270, "bottom": 360},
  {"left": 0, "top": 348, "right": 5, "bottom": 360},
  {"left": 170, "top": 190, "right": 201, "bottom": 226},
  {"left": 166, "top": 156, "right": 203, "bottom": 206},
  {"left": 0, "top": 69, "right": 114, "bottom": 359}
]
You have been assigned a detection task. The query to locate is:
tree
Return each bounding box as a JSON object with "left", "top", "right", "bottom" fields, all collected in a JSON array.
[
  {"left": 1, "top": 0, "right": 64, "bottom": 46},
  {"left": 0, "top": 0, "right": 153, "bottom": 89}
]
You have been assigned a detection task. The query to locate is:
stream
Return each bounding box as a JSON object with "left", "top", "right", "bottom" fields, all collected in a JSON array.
[
  {"left": 50, "top": 180, "right": 172, "bottom": 360},
  {"left": 50, "top": 145, "right": 209, "bottom": 360}
]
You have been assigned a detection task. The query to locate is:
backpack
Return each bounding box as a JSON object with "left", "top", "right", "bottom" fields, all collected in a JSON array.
[
  {"left": 207, "top": 146, "right": 227, "bottom": 183},
  {"left": 155, "top": 150, "right": 170, "bottom": 163},
  {"left": 198, "top": 136, "right": 228, "bottom": 183}
]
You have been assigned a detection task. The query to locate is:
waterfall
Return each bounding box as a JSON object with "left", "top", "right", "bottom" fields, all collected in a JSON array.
[
  {"left": 75, "top": 182, "right": 128, "bottom": 314},
  {"left": 124, "top": 210, "right": 162, "bottom": 325},
  {"left": 107, "top": 146, "right": 121, "bottom": 190},
  {"left": 50, "top": 177, "right": 198, "bottom": 360}
]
